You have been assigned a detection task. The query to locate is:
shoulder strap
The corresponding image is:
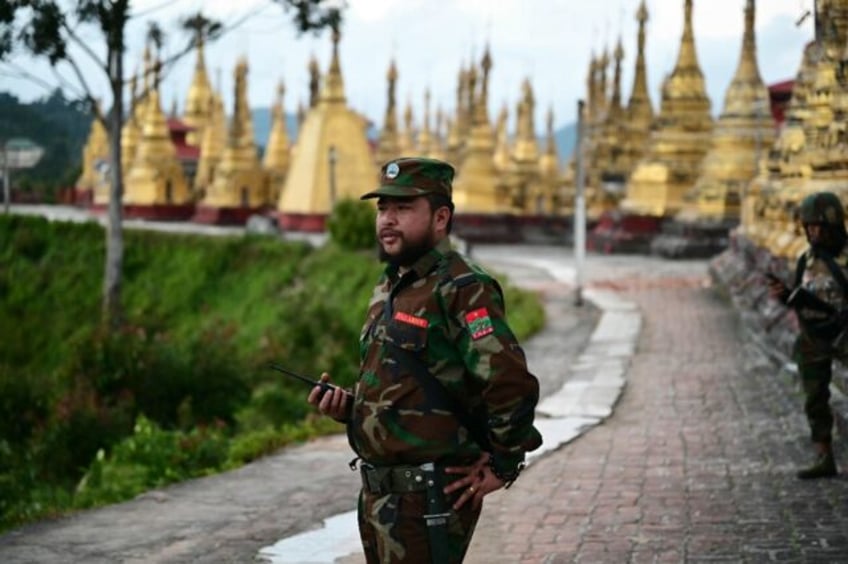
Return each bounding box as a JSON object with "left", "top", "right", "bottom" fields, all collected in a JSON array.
[
  {"left": 388, "top": 342, "right": 492, "bottom": 452},
  {"left": 379, "top": 256, "right": 492, "bottom": 452},
  {"left": 794, "top": 253, "right": 807, "bottom": 289}
]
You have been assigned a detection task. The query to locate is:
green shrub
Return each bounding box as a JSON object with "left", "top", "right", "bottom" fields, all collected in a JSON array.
[
  {"left": 73, "top": 415, "right": 230, "bottom": 508},
  {"left": 327, "top": 198, "right": 377, "bottom": 250}
]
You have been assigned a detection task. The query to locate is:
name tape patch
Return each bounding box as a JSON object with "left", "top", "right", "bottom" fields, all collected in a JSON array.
[
  {"left": 394, "top": 311, "right": 429, "bottom": 328},
  {"left": 465, "top": 307, "right": 494, "bottom": 340}
]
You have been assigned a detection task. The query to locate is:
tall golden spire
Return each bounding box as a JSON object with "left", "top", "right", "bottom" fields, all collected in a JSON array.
[
  {"left": 627, "top": 0, "right": 653, "bottom": 127},
  {"left": 264, "top": 81, "right": 291, "bottom": 202},
  {"left": 596, "top": 49, "right": 609, "bottom": 120},
  {"left": 493, "top": 103, "right": 511, "bottom": 172},
  {"left": 452, "top": 51, "right": 502, "bottom": 213},
  {"left": 321, "top": 29, "right": 345, "bottom": 103},
  {"left": 681, "top": 0, "right": 774, "bottom": 223},
  {"left": 124, "top": 54, "right": 190, "bottom": 207},
  {"left": 610, "top": 38, "right": 624, "bottom": 118},
  {"left": 399, "top": 98, "right": 415, "bottom": 154},
  {"left": 506, "top": 78, "right": 542, "bottom": 213},
  {"left": 119, "top": 69, "right": 142, "bottom": 183},
  {"left": 621, "top": 0, "right": 713, "bottom": 217},
  {"left": 376, "top": 58, "right": 400, "bottom": 164},
  {"left": 183, "top": 31, "right": 213, "bottom": 145},
  {"left": 200, "top": 57, "right": 267, "bottom": 209},
  {"left": 194, "top": 91, "right": 226, "bottom": 197},
  {"left": 308, "top": 55, "right": 320, "bottom": 108},
  {"left": 513, "top": 79, "right": 539, "bottom": 164},
  {"left": 417, "top": 88, "right": 435, "bottom": 157},
  {"left": 446, "top": 63, "right": 467, "bottom": 165},
  {"left": 78, "top": 99, "right": 109, "bottom": 193},
  {"left": 538, "top": 106, "right": 561, "bottom": 214}
]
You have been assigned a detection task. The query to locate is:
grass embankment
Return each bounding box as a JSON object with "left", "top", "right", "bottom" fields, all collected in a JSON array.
[{"left": 0, "top": 214, "right": 545, "bottom": 532}]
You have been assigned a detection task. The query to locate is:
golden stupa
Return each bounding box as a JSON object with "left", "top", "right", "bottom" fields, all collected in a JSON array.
[
  {"left": 452, "top": 48, "right": 503, "bottom": 213},
  {"left": 193, "top": 91, "right": 226, "bottom": 200},
  {"left": 588, "top": 39, "right": 628, "bottom": 216},
  {"left": 620, "top": 0, "right": 713, "bottom": 218},
  {"left": 678, "top": 0, "right": 774, "bottom": 224},
  {"left": 375, "top": 59, "right": 401, "bottom": 166},
  {"left": 77, "top": 100, "right": 109, "bottom": 195},
  {"left": 504, "top": 79, "right": 542, "bottom": 214},
  {"left": 263, "top": 81, "right": 292, "bottom": 203},
  {"left": 416, "top": 89, "right": 442, "bottom": 160},
  {"left": 741, "top": 0, "right": 848, "bottom": 259},
  {"left": 123, "top": 55, "right": 191, "bottom": 209},
  {"left": 445, "top": 64, "right": 472, "bottom": 167},
  {"left": 182, "top": 32, "right": 213, "bottom": 147},
  {"left": 538, "top": 107, "right": 563, "bottom": 214},
  {"left": 620, "top": 0, "right": 655, "bottom": 183},
  {"left": 277, "top": 29, "right": 377, "bottom": 228},
  {"left": 197, "top": 57, "right": 267, "bottom": 212}
]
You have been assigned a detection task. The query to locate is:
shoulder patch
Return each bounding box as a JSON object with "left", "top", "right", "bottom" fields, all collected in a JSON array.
[{"left": 465, "top": 307, "right": 494, "bottom": 340}]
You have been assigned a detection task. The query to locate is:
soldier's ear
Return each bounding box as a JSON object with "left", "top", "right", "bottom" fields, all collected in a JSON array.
[{"left": 433, "top": 205, "right": 451, "bottom": 231}]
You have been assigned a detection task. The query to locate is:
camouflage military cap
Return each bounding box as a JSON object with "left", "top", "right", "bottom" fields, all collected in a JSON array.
[
  {"left": 360, "top": 157, "right": 455, "bottom": 200},
  {"left": 798, "top": 192, "right": 845, "bottom": 225}
]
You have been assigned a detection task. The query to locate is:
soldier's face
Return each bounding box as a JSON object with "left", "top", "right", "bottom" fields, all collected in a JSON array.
[
  {"left": 376, "top": 196, "right": 439, "bottom": 266},
  {"left": 805, "top": 223, "right": 822, "bottom": 244}
]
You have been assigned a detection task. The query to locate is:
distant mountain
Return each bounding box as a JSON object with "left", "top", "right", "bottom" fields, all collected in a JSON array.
[
  {"left": 251, "top": 107, "right": 577, "bottom": 168},
  {"left": 554, "top": 122, "right": 577, "bottom": 165},
  {"left": 251, "top": 108, "right": 298, "bottom": 154}
]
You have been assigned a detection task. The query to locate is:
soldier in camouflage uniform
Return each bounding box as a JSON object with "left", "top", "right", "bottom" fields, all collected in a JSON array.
[
  {"left": 309, "top": 157, "right": 543, "bottom": 562},
  {"left": 768, "top": 191, "right": 847, "bottom": 479}
]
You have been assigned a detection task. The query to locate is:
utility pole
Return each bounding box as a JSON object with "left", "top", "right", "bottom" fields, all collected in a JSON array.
[
  {"left": 328, "top": 145, "right": 338, "bottom": 208},
  {"left": 2, "top": 140, "right": 9, "bottom": 214},
  {"left": 574, "top": 99, "right": 587, "bottom": 307}
]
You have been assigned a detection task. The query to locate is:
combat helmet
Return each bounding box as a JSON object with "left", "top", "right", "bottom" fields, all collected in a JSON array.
[
  {"left": 797, "top": 191, "right": 847, "bottom": 253},
  {"left": 798, "top": 191, "right": 845, "bottom": 226}
]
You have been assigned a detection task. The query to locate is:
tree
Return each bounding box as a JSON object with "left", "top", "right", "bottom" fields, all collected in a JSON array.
[{"left": 0, "top": 0, "right": 344, "bottom": 330}]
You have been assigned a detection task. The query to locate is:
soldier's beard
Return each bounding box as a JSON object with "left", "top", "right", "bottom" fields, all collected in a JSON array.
[{"left": 379, "top": 225, "right": 437, "bottom": 267}]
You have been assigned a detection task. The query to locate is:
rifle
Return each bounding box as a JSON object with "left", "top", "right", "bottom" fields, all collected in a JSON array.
[{"left": 785, "top": 287, "right": 837, "bottom": 314}]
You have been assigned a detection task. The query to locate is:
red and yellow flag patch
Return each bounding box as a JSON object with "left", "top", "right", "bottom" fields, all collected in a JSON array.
[
  {"left": 394, "top": 311, "right": 429, "bottom": 328},
  {"left": 465, "top": 307, "right": 494, "bottom": 340}
]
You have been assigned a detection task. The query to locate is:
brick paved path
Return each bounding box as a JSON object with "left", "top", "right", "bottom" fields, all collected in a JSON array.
[{"left": 467, "top": 276, "right": 848, "bottom": 563}]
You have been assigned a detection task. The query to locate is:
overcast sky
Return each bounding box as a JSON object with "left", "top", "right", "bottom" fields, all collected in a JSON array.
[{"left": 1, "top": 0, "right": 816, "bottom": 130}]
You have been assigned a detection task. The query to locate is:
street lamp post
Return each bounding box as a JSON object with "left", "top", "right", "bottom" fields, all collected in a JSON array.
[
  {"left": 574, "top": 99, "right": 587, "bottom": 307},
  {"left": 328, "top": 145, "right": 338, "bottom": 208}
]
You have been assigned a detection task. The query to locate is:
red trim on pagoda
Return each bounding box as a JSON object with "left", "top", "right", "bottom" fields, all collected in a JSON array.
[
  {"left": 88, "top": 203, "right": 195, "bottom": 221},
  {"left": 588, "top": 211, "right": 665, "bottom": 254},
  {"left": 192, "top": 206, "right": 265, "bottom": 225},
  {"left": 768, "top": 79, "right": 794, "bottom": 125},
  {"left": 278, "top": 212, "right": 327, "bottom": 232}
]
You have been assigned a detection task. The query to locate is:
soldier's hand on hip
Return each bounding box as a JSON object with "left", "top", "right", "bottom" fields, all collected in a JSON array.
[{"left": 443, "top": 452, "right": 505, "bottom": 511}]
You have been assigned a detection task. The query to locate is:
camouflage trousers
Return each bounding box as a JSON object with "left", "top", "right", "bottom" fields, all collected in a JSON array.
[
  {"left": 357, "top": 488, "right": 481, "bottom": 564},
  {"left": 794, "top": 333, "right": 835, "bottom": 444}
]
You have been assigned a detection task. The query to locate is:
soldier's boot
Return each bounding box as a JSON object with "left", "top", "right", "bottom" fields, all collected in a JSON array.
[{"left": 796, "top": 442, "right": 838, "bottom": 480}]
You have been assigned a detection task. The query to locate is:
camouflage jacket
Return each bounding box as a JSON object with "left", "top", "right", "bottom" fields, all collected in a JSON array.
[
  {"left": 349, "top": 238, "right": 542, "bottom": 476},
  {"left": 793, "top": 246, "right": 848, "bottom": 360}
]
